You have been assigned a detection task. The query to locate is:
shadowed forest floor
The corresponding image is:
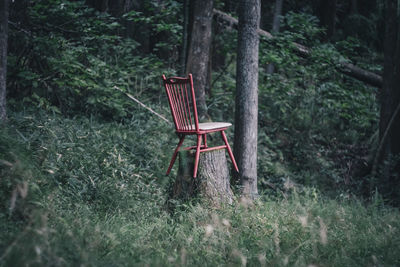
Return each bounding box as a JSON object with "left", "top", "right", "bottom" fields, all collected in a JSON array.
[{"left": 1, "top": 110, "right": 399, "bottom": 266}]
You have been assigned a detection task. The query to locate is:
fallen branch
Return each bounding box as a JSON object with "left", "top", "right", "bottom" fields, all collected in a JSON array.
[
  {"left": 213, "top": 9, "right": 382, "bottom": 88},
  {"left": 337, "top": 62, "right": 382, "bottom": 88},
  {"left": 114, "top": 86, "right": 172, "bottom": 124}
]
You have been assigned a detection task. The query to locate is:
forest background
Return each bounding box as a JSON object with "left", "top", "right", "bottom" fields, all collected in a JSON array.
[{"left": 1, "top": 0, "right": 400, "bottom": 266}]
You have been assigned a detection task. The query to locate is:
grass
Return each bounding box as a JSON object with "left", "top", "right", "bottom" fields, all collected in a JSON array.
[{"left": 1, "top": 108, "right": 400, "bottom": 266}]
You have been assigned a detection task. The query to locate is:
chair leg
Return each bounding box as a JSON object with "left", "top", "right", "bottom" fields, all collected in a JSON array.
[
  {"left": 203, "top": 134, "right": 208, "bottom": 148},
  {"left": 221, "top": 131, "right": 239, "bottom": 172},
  {"left": 166, "top": 136, "right": 185, "bottom": 175},
  {"left": 193, "top": 134, "right": 202, "bottom": 178}
]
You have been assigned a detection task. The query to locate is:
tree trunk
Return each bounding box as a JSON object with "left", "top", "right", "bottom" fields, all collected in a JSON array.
[
  {"left": 186, "top": 0, "right": 214, "bottom": 119},
  {"left": 179, "top": 0, "right": 189, "bottom": 76},
  {"left": 375, "top": 0, "right": 400, "bottom": 204},
  {"left": 350, "top": 0, "right": 358, "bottom": 15},
  {"left": 108, "top": 0, "right": 135, "bottom": 17},
  {"left": 271, "top": 0, "right": 283, "bottom": 33},
  {"left": 85, "top": 0, "right": 108, "bottom": 12},
  {"left": 318, "top": 0, "right": 337, "bottom": 40},
  {"left": 267, "top": 0, "right": 284, "bottom": 74},
  {"left": 0, "top": 0, "right": 10, "bottom": 123},
  {"left": 233, "top": 0, "right": 260, "bottom": 198},
  {"left": 169, "top": 149, "right": 234, "bottom": 207}
]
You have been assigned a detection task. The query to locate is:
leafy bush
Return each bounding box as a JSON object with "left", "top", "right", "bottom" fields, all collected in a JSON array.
[
  {"left": 255, "top": 12, "right": 379, "bottom": 193},
  {"left": 8, "top": 0, "right": 177, "bottom": 119}
]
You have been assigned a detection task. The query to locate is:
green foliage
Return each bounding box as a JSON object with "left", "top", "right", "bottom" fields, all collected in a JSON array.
[
  {"left": 254, "top": 12, "right": 379, "bottom": 193},
  {"left": 2, "top": 2, "right": 393, "bottom": 266},
  {"left": 0, "top": 124, "right": 45, "bottom": 255},
  {"left": 280, "top": 12, "right": 324, "bottom": 46},
  {"left": 0, "top": 108, "right": 170, "bottom": 263},
  {"left": 340, "top": 12, "right": 384, "bottom": 49},
  {"left": 8, "top": 0, "right": 173, "bottom": 119},
  {"left": 205, "top": 12, "right": 379, "bottom": 196},
  {"left": 0, "top": 125, "right": 43, "bottom": 215},
  {"left": 123, "top": 0, "right": 182, "bottom": 56},
  {"left": 1, "top": 111, "right": 400, "bottom": 266}
]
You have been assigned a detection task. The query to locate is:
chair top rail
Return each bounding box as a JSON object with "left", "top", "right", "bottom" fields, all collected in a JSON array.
[{"left": 163, "top": 75, "right": 191, "bottom": 84}]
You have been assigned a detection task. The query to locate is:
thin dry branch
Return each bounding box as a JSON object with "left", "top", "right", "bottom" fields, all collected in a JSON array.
[{"left": 114, "top": 86, "right": 172, "bottom": 124}]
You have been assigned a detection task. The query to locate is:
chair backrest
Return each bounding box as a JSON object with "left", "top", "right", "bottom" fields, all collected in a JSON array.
[{"left": 162, "top": 74, "right": 199, "bottom": 132}]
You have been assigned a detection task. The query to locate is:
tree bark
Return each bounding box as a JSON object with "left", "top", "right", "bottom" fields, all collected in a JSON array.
[
  {"left": 0, "top": 0, "right": 10, "bottom": 123},
  {"left": 318, "top": 0, "right": 337, "bottom": 40},
  {"left": 213, "top": 9, "right": 383, "bottom": 88},
  {"left": 85, "top": 0, "right": 108, "bottom": 12},
  {"left": 179, "top": 0, "right": 189, "bottom": 76},
  {"left": 169, "top": 149, "right": 234, "bottom": 207},
  {"left": 271, "top": 0, "right": 283, "bottom": 33},
  {"left": 108, "top": 0, "right": 133, "bottom": 17},
  {"left": 337, "top": 62, "right": 383, "bottom": 88},
  {"left": 375, "top": 0, "right": 400, "bottom": 204},
  {"left": 233, "top": 0, "right": 260, "bottom": 198},
  {"left": 267, "top": 0, "right": 284, "bottom": 74},
  {"left": 350, "top": 0, "right": 358, "bottom": 15},
  {"left": 86, "top": 0, "right": 137, "bottom": 14},
  {"left": 186, "top": 0, "right": 214, "bottom": 119}
]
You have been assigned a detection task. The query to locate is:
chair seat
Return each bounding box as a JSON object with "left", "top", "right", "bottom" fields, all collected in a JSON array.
[{"left": 197, "top": 122, "right": 232, "bottom": 130}]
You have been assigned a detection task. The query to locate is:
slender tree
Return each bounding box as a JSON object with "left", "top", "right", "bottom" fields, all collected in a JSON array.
[
  {"left": 180, "top": 0, "right": 189, "bottom": 76},
  {"left": 350, "top": 0, "right": 358, "bottom": 14},
  {"left": 318, "top": 0, "right": 337, "bottom": 40},
  {"left": 266, "top": 0, "right": 284, "bottom": 74},
  {"left": 271, "top": 0, "right": 283, "bottom": 33},
  {"left": 85, "top": 0, "right": 109, "bottom": 12},
  {"left": 373, "top": 0, "right": 400, "bottom": 203},
  {"left": 0, "top": 0, "right": 10, "bottom": 123},
  {"left": 233, "top": 0, "right": 260, "bottom": 198},
  {"left": 186, "top": 0, "right": 214, "bottom": 119}
]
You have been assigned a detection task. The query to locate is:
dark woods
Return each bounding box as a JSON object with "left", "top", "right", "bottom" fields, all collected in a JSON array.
[
  {"left": 0, "top": 0, "right": 400, "bottom": 203},
  {"left": 1, "top": 0, "right": 399, "bottom": 203},
  {"left": 1, "top": 0, "right": 400, "bottom": 265}
]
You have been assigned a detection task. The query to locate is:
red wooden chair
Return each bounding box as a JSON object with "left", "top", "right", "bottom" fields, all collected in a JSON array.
[{"left": 162, "top": 73, "right": 239, "bottom": 178}]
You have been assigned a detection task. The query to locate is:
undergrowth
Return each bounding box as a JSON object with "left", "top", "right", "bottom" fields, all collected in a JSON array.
[{"left": 1, "top": 109, "right": 399, "bottom": 266}]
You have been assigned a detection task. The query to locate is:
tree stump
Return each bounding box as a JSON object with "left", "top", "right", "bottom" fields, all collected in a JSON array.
[{"left": 169, "top": 148, "right": 234, "bottom": 207}]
